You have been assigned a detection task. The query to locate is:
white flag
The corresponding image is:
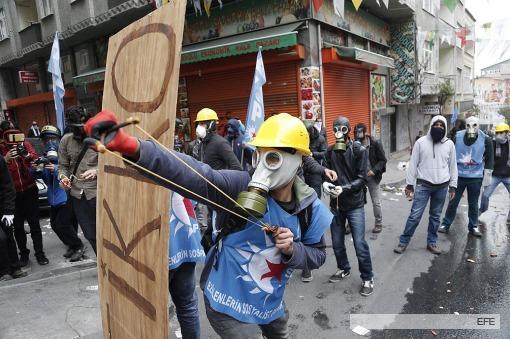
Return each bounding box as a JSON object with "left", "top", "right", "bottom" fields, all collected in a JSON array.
[{"left": 333, "top": 0, "right": 344, "bottom": 18}]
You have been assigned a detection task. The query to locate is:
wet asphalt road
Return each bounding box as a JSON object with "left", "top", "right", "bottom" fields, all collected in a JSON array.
[{"left": 0, "top": 185, "right": 508, "bottom": 339}]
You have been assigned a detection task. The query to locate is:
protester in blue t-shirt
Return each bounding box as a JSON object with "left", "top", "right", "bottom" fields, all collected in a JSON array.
[{"left": 86, "top": 111, "right": 332, "bottom": 339}]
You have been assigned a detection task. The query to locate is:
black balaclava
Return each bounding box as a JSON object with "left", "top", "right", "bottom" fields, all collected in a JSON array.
[{"left": 430, "top": 120, "right": 446, "bottom": 143}]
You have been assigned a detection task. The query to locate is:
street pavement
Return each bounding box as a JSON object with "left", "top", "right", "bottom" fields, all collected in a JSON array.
[{"left": 0, "top": 174, "right": 509, "bottom": 339}]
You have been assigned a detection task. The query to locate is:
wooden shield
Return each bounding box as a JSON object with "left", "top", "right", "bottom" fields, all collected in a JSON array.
[{"left": 97, "top": 2, "right": 185, "bottom": 338}]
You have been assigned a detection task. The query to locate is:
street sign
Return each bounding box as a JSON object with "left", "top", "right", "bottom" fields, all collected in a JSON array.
[
  {"left": 419, "top": 104, "right": 440, "bottom": 114},
  {"left": 18, "top": 71, "right": 39, "bottom": 84}
]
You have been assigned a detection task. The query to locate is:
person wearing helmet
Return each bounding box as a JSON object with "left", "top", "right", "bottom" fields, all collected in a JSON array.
[
  {"left": 479, "top": 123, "right": 510, "bottom": 226},
  {"left": 323, "top": 116, "right": 374, "bottom": 296},
  {"left": 58, "top": 106, "right": 98, "bottom": 254},
  {"left": 85, "top": 111, "right": 332, "bottom": 338},
  {"left": 438, "top": 116, "right": 494, "bottom": 237},
  {"left": 34, "top": 125, "right": 84, "bottom": 262},
  {"left": 0, "top": 122, "right": 48, "bottom": 266}
]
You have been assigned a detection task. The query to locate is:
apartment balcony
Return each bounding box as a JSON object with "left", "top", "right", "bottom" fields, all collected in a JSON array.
[{"left": 19, "top": 22, "right": 42, "bottom": 50}]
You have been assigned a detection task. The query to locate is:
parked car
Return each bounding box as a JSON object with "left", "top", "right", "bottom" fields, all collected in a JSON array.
[{"left": 26, "top": 137, "right": 50, "bottom": 211}]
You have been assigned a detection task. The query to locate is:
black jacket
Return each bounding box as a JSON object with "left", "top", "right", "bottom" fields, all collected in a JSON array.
[
  {"left": 193, "top": 132, "right": 242, "bottom": 171},
  {"left": 493, "top": 140, "right": 509, "bottom": 178},
  {"left": 366, "top": 136, "right": 387, "bottom": 183},
  {"left": 325, "top": 140, "right": 368, "bottom": 211},
  {"left": 304, "top": 133, "right": 327, "bottom": 188},
  {"left": 0, "top": 155, "right": 15, "bottom": 216}
]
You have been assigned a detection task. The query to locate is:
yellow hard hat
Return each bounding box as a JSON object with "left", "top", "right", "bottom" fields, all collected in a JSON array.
[
  {"left": 495, "top": 123, "right": 509, "bottom": 133},
  {"left": 195, "top": 108, "right": 218, "bottom": 122},
  {"left": 249, "top": 113, "right": 311, "bottom": 155}
]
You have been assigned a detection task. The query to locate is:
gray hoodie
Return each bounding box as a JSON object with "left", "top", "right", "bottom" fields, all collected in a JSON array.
[{"left": 406, "top": 115, "right": 458, "bottom": 188}]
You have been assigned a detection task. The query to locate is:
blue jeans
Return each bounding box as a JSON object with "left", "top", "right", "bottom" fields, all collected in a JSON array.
[
  {"left": 400, "top": 184, "right": 448, "bottom": 246},
  {"left": 169, "top": 262, "right": 200, "bottom": 339},
  {"left": 480, "top": 176, "right": 510, "bottom": 221},
  {"left": 442, "top": 177, "right": 482, "bottom": 231},
  {"left": 330, "top": 207, "right": 373, "bottom": 280}
]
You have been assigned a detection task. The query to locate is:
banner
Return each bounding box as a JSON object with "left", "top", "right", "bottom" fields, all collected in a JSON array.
[
  {"left": 48, "top": 32, "right": 65, "bottom": 132},
  {"left": 244, "top": 49, "right": 266, "bottom": 144}
]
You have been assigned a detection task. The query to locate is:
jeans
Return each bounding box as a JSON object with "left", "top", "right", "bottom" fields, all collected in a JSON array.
[
  {"left": 480, "top": 176, "right": 510, "bottom": 222},
  {"left": 367, "top": 177, "right": 383, "bottom": 225},
  {"left": 71, "top": 195, "right": 97, "bottom": 254},
  {"left": 13, "top": 185, "right": 44, "bottom": 258},
  {"left": 50, "top": 203, "right": 83, "bottom": 251},
  {"left": 205, "top": 298, "right": 289, "bottom": 339},
  {"left": 400, "top": 183, "right": 448, "bottom": 246},
  {"left": 0, "top": 223, "right": 20, "bottom": 276},
  {"left": 169, "top": 262, "right": 200, "bottom": 339},
  {"left": 442, "top": 177, "right": 482, "bottom": 231},
  {"left": 330, "top": 207, "right": 373, "bottom": 280}
]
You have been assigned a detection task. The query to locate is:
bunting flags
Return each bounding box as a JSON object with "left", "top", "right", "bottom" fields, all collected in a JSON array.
[
  {"left": 443, "top": 0, "right": 458, "bottom": 13},
  {"left": 456, "top": 27, "right": 470, "bottom": 48},
  {"left": 244, "top": 49, "right": 266, "bottom": 145},
  {"left": 381, "top": 0, "right": 389, "bottom": 8},
  {"left": 352, "top": 0, "right": 363, "bottom": 11},
  {"left": 203, "top": 0, "right": 212, "bottom": 17},
  {"left": 217, "top": 0, "right": 222, "bottom": 9},
  {"left": 313, "top": 0, "right": 324, "bottom": 12},
  {"left": 154, "top": 0, "right": 169, "bottom": 7},
  {"left": 333, "top": 0, "right": 345, "bottom": 18},
  {"left": 193, "top": 0, "right": 202, "bottom": 16},
  {"left": 48, "top": 32, "right": 65, "bottom": 132}
]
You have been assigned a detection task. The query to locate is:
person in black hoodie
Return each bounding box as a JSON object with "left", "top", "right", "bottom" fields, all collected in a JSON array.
[
  {"left": 354, "top": 123, "right": 387, "bottom": 233},
  {"left": 323, "top": 116, "right": 374, "bottom": 296},
  {"left": 303, "top": 120, "right": 327, "bottom": 198},
  {"left": 0, "top": 154, "right": 27, "bottom": 280}
]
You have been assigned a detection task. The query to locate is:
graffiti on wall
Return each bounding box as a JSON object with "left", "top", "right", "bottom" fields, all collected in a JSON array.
[
  {"left": 183, "top": 0, "right": 309, "bottom": 45},
  {"left": 390, "top": 20, "right": 416, "bottom": 104},
  {"left": 300, "top": 66, "right": 321, "bottom": 119},
  {"left": 371, "top": 74, "right": 386, "bottom": 111}
]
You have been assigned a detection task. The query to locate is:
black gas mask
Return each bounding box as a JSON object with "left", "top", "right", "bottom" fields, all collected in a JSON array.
[
  {"left": 354, "top": 123, "right": 367, "bottom": 142},
  {"left": 332, "top": 116, "right": 351, "bottom": 152},
  {"left": 65, "top": 106, "right": 93, "bottom": 141}
]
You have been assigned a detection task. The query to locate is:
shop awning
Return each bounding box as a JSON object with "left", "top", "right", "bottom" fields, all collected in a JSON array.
[
  {"left": 72, "top": 67, "right": 106, "bottom": 87},
  {"left": 181, "top": 22, "right": 303, "bottom": 64},
  {"left": 326, "top": 44, "right": 395, "bottom": 69}
]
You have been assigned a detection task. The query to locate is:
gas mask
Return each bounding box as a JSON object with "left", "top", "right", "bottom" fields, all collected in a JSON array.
[
  {"left": 333, "top": 125, "right": 349, "bottom": 152},
  {"left": 44, "top": 140, "right": 59, "bottom": 163},
  {"left": 236, "top": 148, "right": 302, "bottom": 218},
  {"left": 355, "top": 127, "right": 365, "bottom": 141},
  {"left": 466, "top": 117, "right": 479, "bottom": 141}
]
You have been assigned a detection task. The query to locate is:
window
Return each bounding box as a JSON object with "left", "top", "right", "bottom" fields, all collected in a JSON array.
[
  {"left": 38, "top": 0, "right": 53, "bottom": 18},
  {"left": 423, "top": 0, "right": 438, "bottom": 15},
  {"left": 423, "top": 46, "right": 434, "bottom": 73},
  {"left": 0, "top": 8, "right": 8, "bottom": 40},
  {"left": 76, "top": 49, "right": 89, "bottom": 73},
  {"left": 463, "top": 67, "right": 472, "bottom": 93}
]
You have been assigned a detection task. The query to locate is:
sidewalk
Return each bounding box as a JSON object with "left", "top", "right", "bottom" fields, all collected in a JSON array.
[{"left": 380, "top": 148, "right": 411, "bottom": 187}]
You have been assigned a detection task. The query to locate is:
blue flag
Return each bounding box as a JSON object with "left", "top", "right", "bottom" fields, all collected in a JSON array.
[
  {"left": 168, "top": 192, "right": 205, "bottom": 270},
  {"left": 48, "top": 32, "right": 65, "bottom": 132},
  {"left": 450, "top": 105, "right": 459, "bottom": 124},
  {"left": 243, "top": 49, "right": 266, "bottom": 145},
  {"left": 204, "top": 197, "right": 332, "bottom": 324}
]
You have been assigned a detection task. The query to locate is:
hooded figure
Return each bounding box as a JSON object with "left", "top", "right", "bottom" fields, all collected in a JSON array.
[
  {"left": 225, "top": 118, "right": 252, "bottom": 171},
  {"left": 438, "top": 116, "right": 494, "bottom": 237},
  {"left": 395, "top": 115, "right": 457, "bottom": 255}
]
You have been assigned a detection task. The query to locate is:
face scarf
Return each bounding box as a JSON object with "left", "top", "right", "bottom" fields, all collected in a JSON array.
[
  {"left": 430, "top": 126, "right": 445, "bottom": 143},
  {"left": 495, "top": 134, "right": 510, "bottom": 166}
]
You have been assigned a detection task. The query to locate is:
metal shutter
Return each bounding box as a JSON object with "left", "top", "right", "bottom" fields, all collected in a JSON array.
[
  {"left": 323, "top": 65, "right": 370, "bottom": 144},
  {"left": 186, "top": 62, "right": 299, "bottom": 128}
]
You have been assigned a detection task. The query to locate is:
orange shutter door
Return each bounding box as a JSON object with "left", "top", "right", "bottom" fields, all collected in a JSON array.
[
  {"left": 323, "top": 65, "right": 370, "bottom": 144},
  {"left": 186, "top": 61, "right": 299, "bottom": 131}
]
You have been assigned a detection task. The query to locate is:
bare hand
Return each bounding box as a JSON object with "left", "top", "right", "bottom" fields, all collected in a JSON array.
[
  {"left": 5, "top": 150, "right": 18, "bottom": 162},
  {"left": 59, "top": 176, "right": 71, "bottom": 190},
  {"left": 324, "top": 169, "right": 338, "bottom": 181},
  {"left": 274, "top": 227, "right": 294, "bottom": 256},
  {"left": 449, "top": 191, "right": 455, "bottom": 201},
  {"left": 405, "top": 188, "right": 413, "bottom": 200},
  {"left": 44, "top": 163, "right": 55, "bottom": 172},
  {"left": 368, "top": 170, "right": 375, "bottom": 177},
  {"left": 81, "top": 169, "right": 98, "bottom": 180}
]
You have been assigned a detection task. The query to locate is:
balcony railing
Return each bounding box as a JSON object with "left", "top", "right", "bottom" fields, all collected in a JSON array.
[{"left": 19, "top": 22, "right": 42, "bottom": 50}]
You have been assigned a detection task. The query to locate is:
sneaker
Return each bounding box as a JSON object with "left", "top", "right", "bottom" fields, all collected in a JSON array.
[
  {"left": 0, "top": 274, "right": 11, "bottom": 282},
  {"left": 360, "top": 279, "right": 374, "bottom": 296},
  {"left": 63, "top": 247, "right": 75, "bottom": 258},
  {"left": 427, "top": 244, "right": 441, "bottom": 255},
  {"left": 372, "top": 224, "right": 383, "bottom": 233},
  {"left": 301, "top": 269, "right": 313, "bottom": 283},
  {"left": 329, "top": 269, "right": 350, "bottom": 283},
  {"left": 19, "top": 254, "right": 29, "bottom": 267},
  {"left": 438, "top": 225, "right": 449, "bottom": 234},
  {"left": 11, "top": 269, "right": 27, "bottom": 279},
  {"left": 393, "top": 243, "right": 407, "bottom": 254},
  {"left": 36, "top": 254, "right": 49, "bottom": 265},
  {"left": 69, "top": 248, "right": 85, "bottom": 262},
  {"left": 469, "top": 227, "right": 483, "bottom": 238}
]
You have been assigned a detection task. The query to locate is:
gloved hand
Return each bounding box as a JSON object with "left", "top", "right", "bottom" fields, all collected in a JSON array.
[
  {"left": 84, "top": 110, "right": 139, "bottom": 156},
  {"left": 1, "top": 215, "right": 14, "bottom": 227},
  {"left": 482, "top": 169, "right": 493, "bottom": 187},
  {"left": 322, "top": 182, "right": 343, "bottom": 198}
]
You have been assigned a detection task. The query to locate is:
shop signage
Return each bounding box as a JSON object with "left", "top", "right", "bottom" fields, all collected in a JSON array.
[
  {"left": 18, "top": 71, "right": 39, "bottom": 84},
  {"left": 181, "top": 33, "right": 297, "bottom": 64},
  {"left": 419, "top": 104, "right": 440, "bottom": 114}
]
